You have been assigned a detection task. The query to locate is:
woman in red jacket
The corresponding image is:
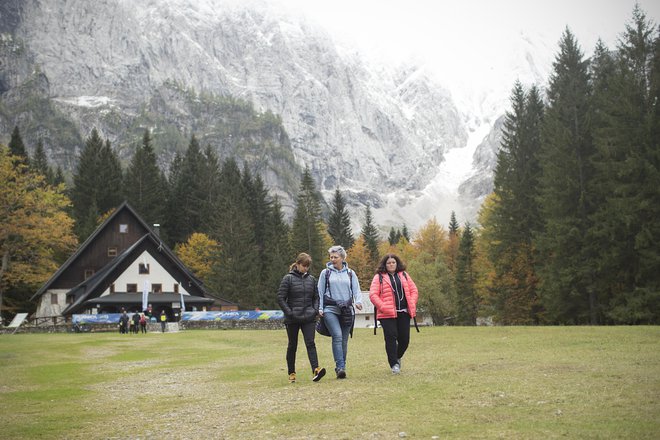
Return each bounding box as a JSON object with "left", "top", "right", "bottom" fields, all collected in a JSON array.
[{"left": 369, "top": 253, "right": 418, "bottom": 374}]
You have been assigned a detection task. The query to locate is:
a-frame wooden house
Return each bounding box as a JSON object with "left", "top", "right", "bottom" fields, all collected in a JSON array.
[{"left": 31, "top": 202, "right": 235, "bottom": 321}]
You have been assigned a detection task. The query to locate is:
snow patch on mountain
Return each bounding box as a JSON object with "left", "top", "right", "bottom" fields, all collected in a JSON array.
[{"left": 55, "top": 96, "right": 118, "bottom": 108}]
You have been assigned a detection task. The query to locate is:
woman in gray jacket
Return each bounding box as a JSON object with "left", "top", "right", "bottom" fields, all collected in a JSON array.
[{"left": 277, "top": 253, "right": 326, "bottom": 383}]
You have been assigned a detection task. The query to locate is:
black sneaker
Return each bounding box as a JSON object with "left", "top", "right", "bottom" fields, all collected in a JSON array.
[
  {"left": 313, "top": 367, "right": 326, "bottom": 382},
  {"left": 336, "top": 369, "right": 347, "bottom": 379}
]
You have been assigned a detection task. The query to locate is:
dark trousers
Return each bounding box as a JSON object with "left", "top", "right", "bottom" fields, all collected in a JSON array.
[
  {"left": 379, "top": 312, "right": 411, "bottom": 367},
  {"left": 285, "top": 321, "right": 319, "bottom": 375}
]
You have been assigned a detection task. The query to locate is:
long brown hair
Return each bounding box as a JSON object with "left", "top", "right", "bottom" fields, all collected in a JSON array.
[
  {"left": 290, "top": 252, "right": 312, "bottom": 271},
  {"left": 376, "top": 253, "right": 406, "bottom": 273}
]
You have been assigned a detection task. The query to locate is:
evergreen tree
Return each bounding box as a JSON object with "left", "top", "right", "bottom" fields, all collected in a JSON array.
[
  {"left": 206, "top": 159, "right": 259, "bottom": 308},
  {"left": 448, "top": 211, "right": 459, "bottom": 235},
  {"left": 97, "top": 139, "right": 123, "bottom": 211},
  {"left": 455, "top": 223, "right": 477, "bottom": 325},
  {"left": 242, "top": 166, "right": 271, "bottom": 257},
  {"left": 388, "top": 227, "right": 399, "bottom": 246},
  {"left": 536, "top": 29, "right": 596, "bottom": 324},
  {"left": 71, "top": 129, "right": 123, "bottom": 240},
  {"left": 8, "top": 126, "right": 28, "bottom": 162},
  {"left": 361, "top": 205, "right": 380, "bottom": 266},
  {"left": 31, "top": 139, "right": 55, "bottom": 184},
  {"left": 262, "top": 197, "right": 292, "bottom": 308},
  {"left": 198, "top": 144, "right": 222, "bottom": 232},
  {"left": 290, "top": 168, "right": 325, "bottom": 272},
  {"left": 588, "top": 7, "right": 660, "bottom": 323},
  {"left": 445, "top": 211, "right": 460, "bottom": 273},
  {"left": 401, "top": 224, "right": 410, "bottom": 242},
  {"left": 123, "top": 129, "right": 167, "bottom": 227},
  {"left": 53, "top": 166, "right": 65, "bottom": 186},
  {"left": 327, "top": 189, "right": 355, "bottom": 249},
  {"left": 165, "top": 135, "right": 207, "bottom": 245},
  {"left": 242, "top": 165, "right": 276, "bottom": 304},
  {"left": 488, "top": 82, "right": 543, "bottom": 324}
]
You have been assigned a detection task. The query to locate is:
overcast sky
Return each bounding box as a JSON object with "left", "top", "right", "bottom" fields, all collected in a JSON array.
[
  {"left": 271, "top": 0, "right": 660, "bottom": 119},
  {"left": 278, "top": 0, "right": 660, "bottom": 59}
]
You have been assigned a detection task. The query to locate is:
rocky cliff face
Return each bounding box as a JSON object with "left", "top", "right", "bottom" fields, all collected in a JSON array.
[{"left": 2, "top": 0, "right": 479, "bottom": 228}]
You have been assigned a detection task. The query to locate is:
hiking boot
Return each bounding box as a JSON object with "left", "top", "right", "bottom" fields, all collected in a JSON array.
[
  {"left": 313, "top": 367, "right": 326, "bottom": 382},
  {"left": 336, "top": 369, "right": 347, "bottom": 379},
  {"left": 288, "top": 373, "right": 296, "bottom": 383},
  {"left": 391, "top": 364, "right": 401, "bottom": 374}
]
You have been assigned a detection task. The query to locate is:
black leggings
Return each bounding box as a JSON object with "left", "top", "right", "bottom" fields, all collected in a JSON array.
[
  {"left": 285, "top": 321, "right": 319, "bottom": 375},
  {"left": 379, "top": 312, "right": 411, "bottom": 367}
]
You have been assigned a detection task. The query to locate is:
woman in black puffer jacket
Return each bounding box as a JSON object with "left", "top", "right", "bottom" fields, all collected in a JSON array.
[{"left": 277, "top": 253, "right": 326, "bottom": 383}]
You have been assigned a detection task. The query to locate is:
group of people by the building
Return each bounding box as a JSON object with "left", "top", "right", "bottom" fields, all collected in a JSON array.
[
  {"left": 117, "top": 307, "right": 168, "bottom": 334},
  {"left": 277, "top": 245, "right": 418, "bottom": 383},
  {"left": 118, "top": 309, "right": 149, "bottom": 334}
]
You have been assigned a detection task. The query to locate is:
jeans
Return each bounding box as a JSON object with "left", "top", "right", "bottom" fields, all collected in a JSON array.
[
  {"left": 379, "top": 312, "right": 411, "bottom": 367},
  {"left": 323, "top": 311, "right": 351, "bottom": 370},
  {"left": 285, "top": 321, "right": 319, "bottom": 375}
]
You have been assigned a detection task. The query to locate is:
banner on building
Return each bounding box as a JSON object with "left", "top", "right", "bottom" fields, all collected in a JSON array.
[{"left": 180, "top": 310, "right": 284, "bottom": 321}]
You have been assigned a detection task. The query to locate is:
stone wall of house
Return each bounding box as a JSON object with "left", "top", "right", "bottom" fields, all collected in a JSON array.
[{"left": 34, "top": 289, "right": 69, "bottom": 319}]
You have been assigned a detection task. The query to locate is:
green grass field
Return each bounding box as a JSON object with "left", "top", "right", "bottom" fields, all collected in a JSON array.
[{"left": 0, "top": 326, "right": 658, "bottom": 439}]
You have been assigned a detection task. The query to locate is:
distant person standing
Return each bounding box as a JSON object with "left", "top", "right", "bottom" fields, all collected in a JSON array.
[
  {"left": 119, "top": 310, "right": 130, "bottom": 334},
  {"left": 139, "top": 313, "right": 147, "bottom": 333},
  {"left": 369, "top": 254, "right": 419, "bottom": 374},
  {"left": 318, "top": 245, "right": 362, "bottom": 379},
  {"left": 131, "top": 312, "right": 140, "bottom": 334},
  {"left": 277, "top": 253, "right": 326, "bottom": 384},
  {"left": 160, "top": 310, "right": 167, "bottom": 333}
]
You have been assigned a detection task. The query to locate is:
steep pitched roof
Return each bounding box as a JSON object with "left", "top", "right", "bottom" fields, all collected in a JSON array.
[
  {"left": 33, "top": 201, "right": 234, "bottom": 313},
  {"left": 31, "top": 201, "right": 152, "bottom": 301},
  {"left": 60, "top": 232, "right": 234, "bottom": 315}
]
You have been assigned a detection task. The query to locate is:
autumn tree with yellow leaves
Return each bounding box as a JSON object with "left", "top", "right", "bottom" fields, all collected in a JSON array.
[
  {"left": 174, "top": 232, "right": 219, "bottom": 282},
  {"left": 0, "top": 146, "right": 77, "bottom": 322}
]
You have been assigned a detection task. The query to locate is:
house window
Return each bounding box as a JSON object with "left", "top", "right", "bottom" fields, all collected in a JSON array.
[
  {"left": 365, "top": 315, "right": 370, "bottom": 321},
  {"left": 119, "top": 224, "right": 129, "bottom": 233},
  {"left": 174, "top": 283, "right": 179, "bottom": 294},
  {"left": 66, "top": 295, "right": 74, "bottom": 305},
  {"left": 139, "top": 263, "right": 150, "bottom": 274},
  {"left": 84, "top": 269, "right": 95, "bottom": 279},
  {"left": 108, "top": 247, "right": 117, "bottom": 257},
  {"left": 51, "top": 293, "right": 58, "bottom": 305},
  {"left": 110, "top": 284, "right": 115, "bottom": 294},
  {"left": 152, "top": 284, "right": 162, "bottom": 293},
  {"left": 127, "top": 284, "right": 138, "bottom": 293}
]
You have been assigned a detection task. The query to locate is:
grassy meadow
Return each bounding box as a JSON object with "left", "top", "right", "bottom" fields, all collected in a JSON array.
[{"left": 0, "top": 326, "right": 658, "bottom": 439}]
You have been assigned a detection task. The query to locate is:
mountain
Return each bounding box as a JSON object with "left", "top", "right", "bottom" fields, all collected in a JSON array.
[{"left": 0, "top": 0, "right": 553, "bottom": 231}]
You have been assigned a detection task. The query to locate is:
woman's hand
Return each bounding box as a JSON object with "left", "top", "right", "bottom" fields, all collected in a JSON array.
[{"left": 318, "top": 310, "right": 324, "bottom": 317}]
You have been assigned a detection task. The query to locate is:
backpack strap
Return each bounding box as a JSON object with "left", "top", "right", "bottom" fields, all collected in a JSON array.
[
  {"left": 402, "top": 271, "right": 420, "bottom": 333},
  {"left": 374, "top": 273, "right": 383, "bottom": 335},
  {"left": 324, "top": 269, "right": 331, "bottom": 297},
  {"left": 326, "top": 268, "right": 354, "bottom": 298}
]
